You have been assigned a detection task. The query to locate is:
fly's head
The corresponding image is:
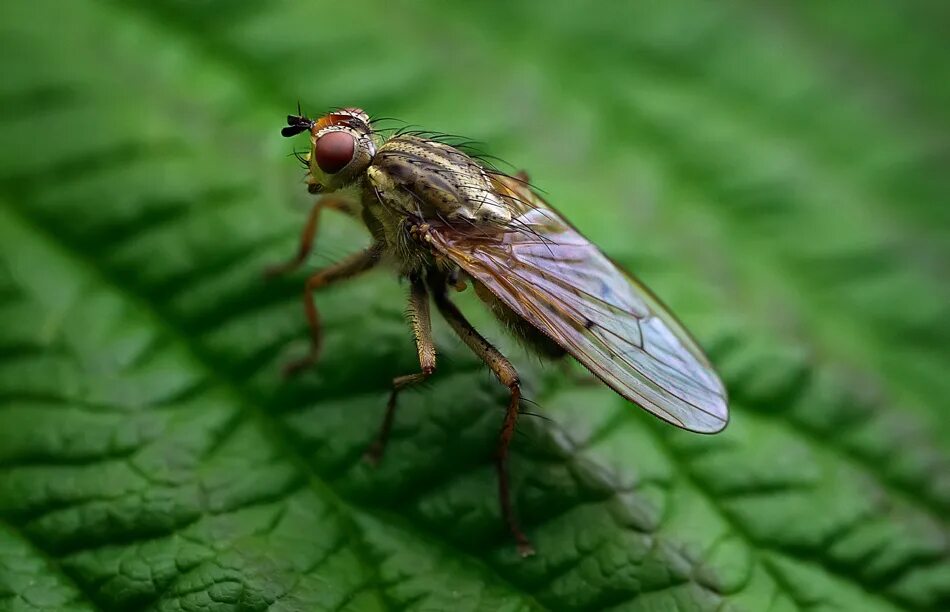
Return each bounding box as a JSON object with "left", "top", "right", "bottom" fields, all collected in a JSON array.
[{"left": 282, "top": 107, "right": 377, "bottom": 194}]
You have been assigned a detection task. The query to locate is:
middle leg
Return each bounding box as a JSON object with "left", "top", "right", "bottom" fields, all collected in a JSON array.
[{"left": 364, "top": 276, "right": 437, "bottom": 464}]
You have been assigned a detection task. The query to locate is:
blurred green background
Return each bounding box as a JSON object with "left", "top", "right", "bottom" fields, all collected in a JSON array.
[{"left": 1, "top": 1, "right": 948, "bottom": 611}]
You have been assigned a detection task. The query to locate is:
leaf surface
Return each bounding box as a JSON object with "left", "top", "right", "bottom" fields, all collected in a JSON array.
[{"left": 0, "top": 1, "right": 948, "bottom": 611}]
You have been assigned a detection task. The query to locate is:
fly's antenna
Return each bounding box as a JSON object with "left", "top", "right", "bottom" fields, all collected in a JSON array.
[{"left": 282, "top": 104, "right": 315, "bottom": 138}]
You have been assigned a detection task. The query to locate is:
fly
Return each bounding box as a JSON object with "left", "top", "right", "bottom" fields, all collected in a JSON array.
[{"left": 270, "top": 107, "right": 729, "bottom": 556}]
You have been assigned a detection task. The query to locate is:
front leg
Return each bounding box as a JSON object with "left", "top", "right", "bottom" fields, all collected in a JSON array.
[
  {"left": 364, "top": 275, "right": 436, "bottom": 464},
  {"left": 283, "top": 243, "right": 383, "bottom": 377},
  {"left": 264, "top": 196, "right": 355, "bottom": 279}
]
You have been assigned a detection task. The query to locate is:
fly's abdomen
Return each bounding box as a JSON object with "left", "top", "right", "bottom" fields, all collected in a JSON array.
[{"left": 473, "top": 279, "right": 567, "bottom": 360}]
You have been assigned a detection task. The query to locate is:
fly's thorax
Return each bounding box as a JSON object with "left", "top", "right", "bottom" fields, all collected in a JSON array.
[
  {"left": 367, "top": 135, "right": 512, "bottom": 225},
  {"left": 358, "top": 176, "right": 439, "bottom": 277}
]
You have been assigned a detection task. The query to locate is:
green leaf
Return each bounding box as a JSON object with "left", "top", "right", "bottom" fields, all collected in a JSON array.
[{"left": 1, "top": 1, "right": 948, "bottom": 611}]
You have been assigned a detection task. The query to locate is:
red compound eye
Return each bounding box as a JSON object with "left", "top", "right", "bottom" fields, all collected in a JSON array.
[{"left": 315, "top": 131, "right": 355, "bottom": 174}]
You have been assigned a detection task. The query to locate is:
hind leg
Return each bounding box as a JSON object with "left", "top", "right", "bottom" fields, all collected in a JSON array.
[{"left": 433, "top": 287, "right": 534, "bottom": 557}]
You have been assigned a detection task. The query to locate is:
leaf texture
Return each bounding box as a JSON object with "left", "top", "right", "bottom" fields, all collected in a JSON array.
[{"left": 0, "top": 1, "right": 948, "bottom": 611}]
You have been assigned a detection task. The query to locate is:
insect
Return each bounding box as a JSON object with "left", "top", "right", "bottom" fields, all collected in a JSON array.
[{"left": 271, "top": 106, "right": 729, "bottom": 556}]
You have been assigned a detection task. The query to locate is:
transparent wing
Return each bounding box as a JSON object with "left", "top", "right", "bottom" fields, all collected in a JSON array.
[{"left": 426, "top": 174, "right": 728, "bottom": 433}]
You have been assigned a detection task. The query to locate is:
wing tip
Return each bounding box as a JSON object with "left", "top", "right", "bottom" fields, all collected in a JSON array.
[
  {"left": 685, "top": 398, "right": 730, "bottom": 434},
  {"left": 656, "top": 388, "right": 728, "bottom": 434},
  {"left": 691, "top": 415, "right": 729, "bottom": 435}
]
